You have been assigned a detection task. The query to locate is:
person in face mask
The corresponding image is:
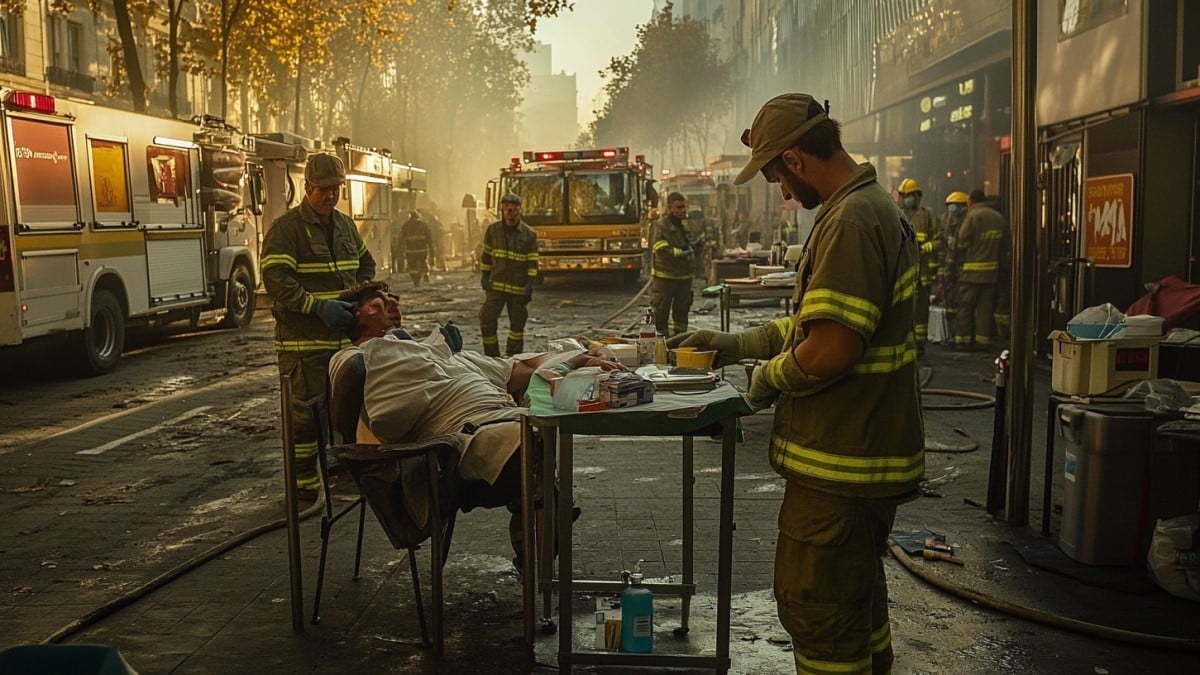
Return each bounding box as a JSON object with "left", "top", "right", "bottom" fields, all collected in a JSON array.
[
  {"left": 897, "top": 179, "right": 942, "bottom": 354},
  {"left": 940, "top": 191, "right": 970, "bottom": 332}
]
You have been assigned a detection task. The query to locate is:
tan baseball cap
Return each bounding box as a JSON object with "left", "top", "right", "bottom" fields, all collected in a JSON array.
[
  {"left": 734, "top": 93, "right": 828, "bottom": 185},
  {"left": 305, "top": 153, "right": 346, "bottom": 188}
]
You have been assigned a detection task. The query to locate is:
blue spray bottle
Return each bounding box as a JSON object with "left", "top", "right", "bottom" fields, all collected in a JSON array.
[{"left": 620, "top": 559, "right": 653, "bottom": 653}]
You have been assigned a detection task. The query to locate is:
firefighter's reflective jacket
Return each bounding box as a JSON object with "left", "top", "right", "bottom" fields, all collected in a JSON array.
[{"left": 480, "top": 219, "right": 538, "bottom": 295}]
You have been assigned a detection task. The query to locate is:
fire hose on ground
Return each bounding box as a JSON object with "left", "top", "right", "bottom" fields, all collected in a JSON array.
[{"left": 40, "top": 496, "right": 325, "bottom": 644}]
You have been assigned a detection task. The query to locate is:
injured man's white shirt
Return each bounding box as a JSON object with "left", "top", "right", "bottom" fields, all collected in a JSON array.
[{"left": 330, "top": 331, "right": 531, "bottom": 485}]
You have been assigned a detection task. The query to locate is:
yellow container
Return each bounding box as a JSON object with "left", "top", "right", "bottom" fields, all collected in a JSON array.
[{"left": 673, "top": 349, "right": 716, "bottom": 369}]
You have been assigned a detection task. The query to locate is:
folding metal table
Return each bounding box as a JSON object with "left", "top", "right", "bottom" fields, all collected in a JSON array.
[{"left": 518, "top": 378, "right": 753, "bottom": 673}]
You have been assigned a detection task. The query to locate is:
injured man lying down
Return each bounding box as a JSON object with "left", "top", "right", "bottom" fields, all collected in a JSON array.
[{"left": 328, "top": 280, "right": 622, "bottom": 567}]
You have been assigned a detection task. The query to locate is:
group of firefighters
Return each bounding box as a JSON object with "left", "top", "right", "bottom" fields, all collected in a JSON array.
[{"left": 897, "top": 178, "right": 1011, "bottom": 353}]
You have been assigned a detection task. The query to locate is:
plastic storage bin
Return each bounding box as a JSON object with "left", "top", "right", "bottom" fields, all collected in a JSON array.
[{"left": 1057, "top": 404, "right": 1200, "bottom": 566}]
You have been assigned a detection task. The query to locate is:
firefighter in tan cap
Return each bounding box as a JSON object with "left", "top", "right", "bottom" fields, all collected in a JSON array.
[
  {"left": 669, "top": 93, "right": 922, "bottom": 674},
  {"left": 897, "top": 178, "right": 942, "bottom": 352},
  {"left": 261, "top": 152, "right": 375, "bottom": 501}
]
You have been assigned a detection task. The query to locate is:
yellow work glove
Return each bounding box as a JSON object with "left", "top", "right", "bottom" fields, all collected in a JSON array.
[
  {"left": 921, "top": 241, "right": 936, "bottom": 253},
  {"left": 666, "top": 329, "right": 741, "bottom": 368}
]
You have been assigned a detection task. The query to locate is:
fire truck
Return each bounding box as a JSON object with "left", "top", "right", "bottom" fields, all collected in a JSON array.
[
  {"left": 0, "top": 89, "right": 261, "bottom": 374},
  {"left": 486, "top": 147, "right": 655, "bottom": 285}
]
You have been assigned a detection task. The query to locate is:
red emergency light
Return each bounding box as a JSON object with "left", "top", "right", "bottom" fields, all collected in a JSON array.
[
  {"left": 509, "top": 156, "right": 522, "bottom": 171},
  {"left": 5, "top": 91, "right": 56, "bottom": 114},
  {"left": 523, "top": 147, "right": 630, "bottom": 163}
]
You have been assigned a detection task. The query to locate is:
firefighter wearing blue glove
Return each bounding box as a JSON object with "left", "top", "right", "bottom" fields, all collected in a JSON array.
[
  {"left": 479, "top": 192, "right": 538, "bottom": 356},
  {"left": 261, "top": 153, "right": 375, "bottom": 501},
  {"left": 670, "top": 94, "right": 924, "bottom": 675}
]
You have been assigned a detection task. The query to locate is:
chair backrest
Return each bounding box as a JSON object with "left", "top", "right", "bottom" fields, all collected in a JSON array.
[{"left": 329, "top": 350, "right": 368, "bottom": 444}]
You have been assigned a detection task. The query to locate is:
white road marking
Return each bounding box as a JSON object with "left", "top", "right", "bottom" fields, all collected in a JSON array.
[
  {"left": 76, "top": 406, "right": 213, "bottom": 456},
  {"left": 223, "top": 397, "right": 269, "bottom": 421}
]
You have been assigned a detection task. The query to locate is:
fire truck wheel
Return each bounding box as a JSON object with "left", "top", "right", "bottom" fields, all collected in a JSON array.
[
  {"left": 220, "top": 262, "right": 256, "bottom": 329},
  {"left": 72, "top": 289, "right": 125, "bottom": 376}
]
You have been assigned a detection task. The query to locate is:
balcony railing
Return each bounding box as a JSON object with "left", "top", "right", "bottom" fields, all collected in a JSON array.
[
  {"left": 46, "top": 66, "right": 94, "bottom": 93},
  {"left": 0, "top": 54, "right": 23, "bottom": 76}
]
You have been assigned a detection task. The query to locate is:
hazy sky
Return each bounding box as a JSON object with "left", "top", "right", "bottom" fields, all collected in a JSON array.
[{"left": 535, "top": 0, "right": 655, "bottom": 128}]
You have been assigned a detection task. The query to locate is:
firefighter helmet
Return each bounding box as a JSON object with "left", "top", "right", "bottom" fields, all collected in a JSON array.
[
  {"left": 898, "top": 178, "right": 922, "bottom": 195},
  {"left": 945, "top": 191, "right": 969, "bottom": 205}
]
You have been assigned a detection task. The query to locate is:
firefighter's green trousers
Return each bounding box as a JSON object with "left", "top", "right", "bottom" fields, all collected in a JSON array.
[
  {"left": 650, "top": 277, "right": 693, "bottom": 336},
  {"left": 276, "top": 350, "right": 335, "bottom": 494},
  {"left": 479, "top": 290, "right": 529, "bottom": 356},
  {"left": 774, "top": 482, "right": 897, "bottom": 675}
]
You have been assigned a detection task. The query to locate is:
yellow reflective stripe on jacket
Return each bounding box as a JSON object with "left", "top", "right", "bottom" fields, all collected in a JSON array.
[
  {"left": 296, "top": 260, "right": 360, "bottom": 274},
  {"left": 652, "top": 240, "right": 671, "bottom": 252},
  {"left": 309, "top": 290, "right": 343, "bottom": 301},
  {"left": 852, "top": 339, "right": 917, "bottom": 374},
  {"left": 892, "top": 264, "right": 917, "bottom": 305},
  {"left": 491, "top": 281, "right": 526, "bottom": 295},
  {"left": 527, "top": 266, "right": 538, "bottom": 278},
  {"left": 261, "top": 253, "right": 298, "bottom": 271},
  {"left": 794, "top": 650, "right": 873, "bottom": 675},
  {"left": 770, "top": 434, "right": 925, "bottom": 485},
  {"left": 489, "top": 249, "right": 537, "bottom": 262},
  {"left": 798, "top": 288, "right": 880, "bottom": 334},
  {"left": 301, "top": 295, "right": 315, "bottom": 313},
  {"left": 274, "top": 338, "right": 351, "bottom": 352},
  {"left": 962, "top": 261, "right": 999, "bottom": 272}
]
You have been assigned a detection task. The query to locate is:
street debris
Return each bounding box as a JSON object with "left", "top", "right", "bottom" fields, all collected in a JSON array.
[
  {"left": 58, "top": 480, "right": 77, "bottom": 487},
  {"left": 10, "top": 585, "right": 33, "bottom": 594},
  {"left": 1, "top": 484, "right": 46, "bottom": 494}
]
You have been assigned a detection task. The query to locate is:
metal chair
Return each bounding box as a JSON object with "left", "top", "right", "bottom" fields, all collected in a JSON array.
[{"left": 312, "top": 350, "right": 459, "bottom": 658}]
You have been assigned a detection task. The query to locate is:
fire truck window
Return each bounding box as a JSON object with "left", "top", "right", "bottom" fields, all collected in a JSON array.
[
  {"left": 146, "top": 147, "right": 191, "bottom": 206},
  {"left": 88, "top": 138, "right": 133, "bottom": 227},
  {"left": 10, "top": 118, "right": 79, "bottom": 228},
  {"left": 506, "top": 175, "right": 563, "bottom": 224},
  {"left": 568, "top": 172, "right": 638, "bottom": 224}
]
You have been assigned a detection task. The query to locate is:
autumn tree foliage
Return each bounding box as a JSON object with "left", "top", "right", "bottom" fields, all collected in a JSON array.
[{"left": 591, "top": 1, "right": 730, "bottom": 170}]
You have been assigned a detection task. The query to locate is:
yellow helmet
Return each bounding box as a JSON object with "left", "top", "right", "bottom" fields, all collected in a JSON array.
[
  {"left": 898, "top": 178, "right": 922, "bottom": 195},
  {"left": 945, "top": 191, "right": 969, "bottom": 205}
]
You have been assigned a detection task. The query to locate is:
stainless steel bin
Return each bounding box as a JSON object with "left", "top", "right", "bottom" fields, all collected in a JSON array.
[{"left": 1058, "top": 404, "right": 1155, "bottom": 566}]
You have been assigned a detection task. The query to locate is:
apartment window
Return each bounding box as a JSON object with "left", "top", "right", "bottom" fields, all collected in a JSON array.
[
  {"left": 49, "top": 16, "right": 83, "bottom": 73},
  {"left": 0, "top": 11, "right": 23, "bottom": 76}
]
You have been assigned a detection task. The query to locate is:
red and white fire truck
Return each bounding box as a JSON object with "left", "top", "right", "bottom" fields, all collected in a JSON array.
[{"left": 0, "top": 90, "right": 260, "bottom": 374}]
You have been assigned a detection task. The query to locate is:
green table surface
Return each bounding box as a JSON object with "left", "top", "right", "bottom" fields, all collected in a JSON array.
[{"left": 525, "top": 373, "right": 754, "bottom": 436}]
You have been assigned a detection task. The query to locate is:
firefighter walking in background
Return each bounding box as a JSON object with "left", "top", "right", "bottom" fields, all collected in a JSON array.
[
  {"left": 898, "top": 178, "right": 943, "bottom": 353},
  {"left": 261, "top": 153, "right": 375, "bottom": 500},
  {"left": 398, "top": 210, "right": 433, "bottom": 287},
  {"left": 940, "top": 191, "right": 969, "bottom": 338},
  {"left": 479, "top": 193, "right": 538, "bottom": 356},
  {"left": 954, "top": 189, "right": 1010, "bottom": 351},
  {"left": 650, "top": 192, "right": 695, "bottom": 336}
]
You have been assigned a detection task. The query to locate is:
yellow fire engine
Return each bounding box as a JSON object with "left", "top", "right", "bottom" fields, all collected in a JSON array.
[
  {"left": 0, "top": 89, "right": 260, "bottom": 374},
  {"left": 486, "top": 147, "right": 655, "bottom": 285}
]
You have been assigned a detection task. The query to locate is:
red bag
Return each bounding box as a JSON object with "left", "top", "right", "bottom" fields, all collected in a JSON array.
[{"left": 1126, "top": 275, "right": 1200, "bottom": 332}]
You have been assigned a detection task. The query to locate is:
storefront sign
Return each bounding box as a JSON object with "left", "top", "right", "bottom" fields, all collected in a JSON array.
[
  {"left": 917, "top": 76, "right": 979, "bottom": 134},
  {"left": 1083, "top": 173, "right": 1134, "bottom": 268}
]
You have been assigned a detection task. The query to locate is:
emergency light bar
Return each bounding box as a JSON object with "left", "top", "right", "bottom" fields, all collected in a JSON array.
[
  {"left": 5, "top": 91, "right": 56, "bottom": 114},
  {"left": 523, "top": 147, "right": 630, "bottom": 163}
]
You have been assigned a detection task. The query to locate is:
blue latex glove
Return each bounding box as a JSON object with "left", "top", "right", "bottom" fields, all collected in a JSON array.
[
  {"left": 523, "top": 283, "right": 533, "bottom": 302},
  {"left": 313, "top": 299, "right": 355, "bottom": 331},
  {"left": 481, "top": 273, "right": 491, "bottom": 291},
  {"left": 439, "top": 321, "right": 463, "bottom": 352}
]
